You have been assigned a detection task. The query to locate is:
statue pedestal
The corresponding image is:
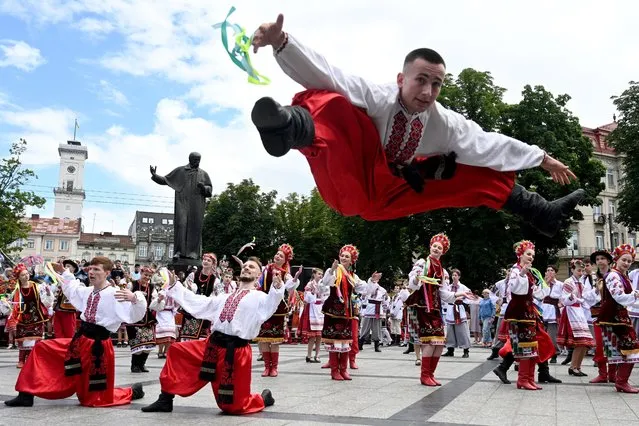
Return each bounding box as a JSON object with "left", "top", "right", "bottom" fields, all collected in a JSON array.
[{"left": 169, "top": 257, "right": 200, "bottom": 276}]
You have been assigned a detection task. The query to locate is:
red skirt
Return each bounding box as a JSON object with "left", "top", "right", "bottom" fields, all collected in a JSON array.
[
  {"left": 15, "top": 338, "right": 132, "bottom": 407},
  {"left": 292, "top": 90, "right": 516, "bottom": 220}
]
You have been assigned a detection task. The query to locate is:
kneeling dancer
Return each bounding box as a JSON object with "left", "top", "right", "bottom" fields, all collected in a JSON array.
[
  {"left": 142, "top": 257, "right": 299, "bottom": 414},
  {"left": 4, "top": 257, "right": 146, "bottom": 407}
]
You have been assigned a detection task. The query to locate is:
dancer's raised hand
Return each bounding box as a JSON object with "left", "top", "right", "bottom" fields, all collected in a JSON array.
[{"left": 252, "top": 14, "right": 285, "bottom": 53}]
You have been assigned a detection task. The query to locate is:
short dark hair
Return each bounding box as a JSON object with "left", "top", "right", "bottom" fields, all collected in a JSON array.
[
  {"left": 547, "top": 265, "right": 558, "bottom": 273},
  {"left": 404, "top": 48, "right": 446, "bottom": 68},
  {"left": 246, "top": 256, "right": 263, "bottom": 270},
  {"left": 451, "top": 268, "right": 461, "bottom": 277}
]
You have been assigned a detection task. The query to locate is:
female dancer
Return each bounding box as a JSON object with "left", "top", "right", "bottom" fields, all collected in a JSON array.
[
  {"left": 597, "top": 244, "right": 639, "bottom": 393},
  {"left": 557, "top": 259, "right": 595, "bottom": 376},
  {"left": 321, "top": 245, "right": 376, "bottom": 380},
  {"left": 404, "top": 233, "right": 473, "bottom": 386}
]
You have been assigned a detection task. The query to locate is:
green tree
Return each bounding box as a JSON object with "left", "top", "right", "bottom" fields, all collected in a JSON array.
[
  {"left": 201, "top": 179, "right": 277, "bottom": 265},
  {"left": 0, "top": 139, "right": 46, "bottom": 254},
  {"left": 607, "top": 81, "right": 639, "bottom": 229},
  {"left": 273, "top": 188, "right": 341, "bottom": 268}
]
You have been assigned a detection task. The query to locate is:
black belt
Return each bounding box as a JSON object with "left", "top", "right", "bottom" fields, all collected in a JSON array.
[
  {"left": 64, "top": 321, "right": 111, "bottom": 391},
  {"left": 199, "top": 332, "right": 249, "bottom": 405}
]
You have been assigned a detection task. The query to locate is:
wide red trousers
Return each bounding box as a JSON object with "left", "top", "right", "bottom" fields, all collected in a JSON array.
[
  {"left": 159, "top": 340, "right": 265, "bottom": 415},
  {"left": 292, "top": 90, "right": 516, "bottom": 220},
  {"left": 53, "top": 311, "right": 77, "bottom": 339},
  {"left": 16, "top": 338, "right": 133, "bottom": 407}
]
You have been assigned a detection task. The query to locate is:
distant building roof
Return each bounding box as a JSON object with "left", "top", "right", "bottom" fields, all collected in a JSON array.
[
  {"left": 78, "top": 232, "right": 135, "bottom": 249},
  {"left": 28, "top": 215, "right": 81, "bottom": 235},
  {"left": 582, "top": 122, "right": 617, "bottom": 155}
]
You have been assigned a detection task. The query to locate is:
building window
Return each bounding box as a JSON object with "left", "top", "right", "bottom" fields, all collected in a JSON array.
[
  {"left": 593, "top": 205, "right": 602, "bottom": 216},
  {"left": 65, "top": 205, "right": 71, "bottom": 211},
  {"left": 138, "top": 244, "right": 148, "bottom": 258},
  {"left": 630, "top": 234, "right": 637, "bottom": 250},
  {"left": 168, "top": 219, "right": 173, "bottom": 225},
  {"left": 59, "top": 240, "right": 69, "bottom": 251},
  {"left": 567, "top": 231, "right": 579, "bottom": 253},
  {"left": 168, "top": 244, "right": 174, "bottom": 259},
  {"left": 27, "top": 239, "right": 34, "bottom": 249},
  {"left": 595, "top": 232, "right": 605, "bottom": 250},
  {"left": 108, "top": 253, "right": 116, "bottom": 260},
  {"left": 613, "top": 233, "right": 620, "bottom": 248},
  {"left": 82, "top": 251, "right": 91, "bottom": 259},
  {"left": 609, "top": 200, "right": 616, "bottom": 219},
  {"left": 154, "top": 244, "right": 164, "bottom": 259},
  {"left": 607, "top": 169, "right": 616, "bottom": 190},
  {"left": 66, "top": 180, "right": 74, "bottom": 191},
  {"left": 148, "top": 218, "right": 154, "bottom": 224},
  {"left": 96, "top": 251, "right": 104, "bottom": 256},
  {"left": 142, "top": 217, "right": 148, "bottom": 224},
  {"left": 121, "top": 254, "right": 129, "bottom": 263},
  {"left": 44, "top": 240, "right": 54, "bottom": 251},
  {"left": 162, "top": 219, "right": 168, "bottom": 225}
]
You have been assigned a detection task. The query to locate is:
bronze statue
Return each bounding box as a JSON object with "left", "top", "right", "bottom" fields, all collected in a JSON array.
[{"left": 150, "top": 152, "right": 212, "bottom": 260}]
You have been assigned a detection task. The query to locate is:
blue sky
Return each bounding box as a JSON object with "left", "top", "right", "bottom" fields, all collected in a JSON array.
[{"left": 0, "top": 0, "right": 637, "bottom": 234}]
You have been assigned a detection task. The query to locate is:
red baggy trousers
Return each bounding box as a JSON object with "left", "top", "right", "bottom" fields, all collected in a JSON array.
[
  {"left": 159, "top": 340, "right": 265, "bottom": 415},
  {"left": 293, "top": 90, "right": 515, "bottom": 220}
]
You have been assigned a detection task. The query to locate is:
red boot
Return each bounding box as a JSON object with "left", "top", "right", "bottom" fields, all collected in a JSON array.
[
  {"left": 339, "top": 353, "right": 352, "bottom": 380},
  {"left": 608, "top": 363, "right": 617, "bottom": 383},
  {"left": 269, "top": 352, "right": 279, "bottom": 377},
  {"left": 615, "top": 363, "right": 639, "bottom": 393},
  {"left": 529, "top": 360, "right": 542, "bottom": 390},
  {"left": 430, "top": 356, "right": 442, "bottom": 386},
  {"left": 261, "top": 351, "right": 271, "bottom": 377},
  {"left": 516, "top": 359, "right": 537, "bottom": 390},
  {"left": 349, "top": 351, "right": 359, "bottom": 369},
  {"left": 16, "top": 349, "right": 26, "bottom": 369},
  {"left": 321, "top": 360, "right": 330, "bottom": 368},
  {"left": 420, "top": 357, "right": 436, "bottom": 386},
  {"left": 329, "top": 352, "right": 343, "bottom": 381},
  {"left": 590, "top": 361, "right": 608, "bottom": 384}
]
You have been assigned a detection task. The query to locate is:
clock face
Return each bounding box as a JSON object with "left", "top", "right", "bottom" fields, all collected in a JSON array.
[{"left": 67, "top": 165, "right": 77, "bottom": 174}]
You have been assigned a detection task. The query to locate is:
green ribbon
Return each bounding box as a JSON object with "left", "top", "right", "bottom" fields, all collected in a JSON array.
[{"left": 213, "top": 6, "right": 270, "bottom": 85}]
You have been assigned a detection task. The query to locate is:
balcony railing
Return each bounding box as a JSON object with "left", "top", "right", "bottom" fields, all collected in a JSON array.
[{"left": 557, "top": 247, "right": 601, "bottom": 258}]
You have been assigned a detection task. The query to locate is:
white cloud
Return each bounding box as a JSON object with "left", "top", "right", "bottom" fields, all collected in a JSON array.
[
  {"left": 97, "top": 80, "right": 129, "bottom": 107},
  {"left": 74, "top": 17, "right": 114, "bottom": 35},
  {"left": 0, "top": 40, "right": 46, "bottom": 71}
]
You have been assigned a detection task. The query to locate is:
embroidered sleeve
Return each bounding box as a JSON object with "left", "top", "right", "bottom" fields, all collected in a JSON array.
[
  {"left": 166, "top": 281, "right": 221, "bottom": 321},
  {"left": 258, "top": 282, "right": 285, "bottom": 322},
  {"left": 61, "top": 270, "right": 91, "bottom": 310},
  {"left": 605, "top": 273, "right": 637, "bottom": 307},
  {"left": 508, "top": 267, "right": 530, "bottom": 295},
  {"left": 114, "top": 291, "right": 147, "bottom": 324}
]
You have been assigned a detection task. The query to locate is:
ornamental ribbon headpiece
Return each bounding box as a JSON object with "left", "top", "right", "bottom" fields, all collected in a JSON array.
[
  {"left": 278, "top": 244, "right": 294, "bottom": 262},
  {"left": 430, "top": 233, "right": 450, "bottom": 254},
  {"left": 13, "top": 263, "right": 27, "bottom": 277},
  {"left": 514, "top": 240, "right": 535, "bottom": 258},
  {"left": 613, "top": 243, "right": 636, "bottom": 263},
  {"left": 140, "top": 266, "right": 155, "bottom": 275},
  {"left": 569, "top": 259, "right": 585, "bottom": 269},
  {"left": 202, "top": 253, "right": 217, "bottom": 263},
  {"left": 340, "top": 244, "right": 360, "bottom": 264}
]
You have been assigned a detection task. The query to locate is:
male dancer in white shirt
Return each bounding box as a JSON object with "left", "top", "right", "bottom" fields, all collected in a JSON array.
[
  {"left": 141, "top": 257, "right": 300, "bottom": 414},
  {"left": 250, "top": 14, "right": 585, "bottom": 239},
  {"left": 4, "top": 257, "right": 146, "bottom": 408}
]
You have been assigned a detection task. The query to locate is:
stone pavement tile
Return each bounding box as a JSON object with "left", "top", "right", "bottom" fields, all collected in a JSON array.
[
  {"left": 555, "top": 410, "right": 600, "bottom": 425},
  {"left": 428, "top": 407, "right": 475, "bottom": 424},
  {"left": 511, "top": 414, "right": 556, "bottom": 426},
  {"left": 595, "top": 407, "right": 638, "bottom": 421},
  {"left": 599, "top": 421, "right": 639, "bottom": 426}
]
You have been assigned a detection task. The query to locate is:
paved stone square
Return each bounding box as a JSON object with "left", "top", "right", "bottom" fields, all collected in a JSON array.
[{"left": 1, "top": 343, "right": 639, "bottom": 425}]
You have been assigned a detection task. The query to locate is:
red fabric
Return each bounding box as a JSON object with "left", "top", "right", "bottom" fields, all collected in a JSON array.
[
  {"left": 53, "top": 311, "right": 77, "bottom": 339},
  {"left": 593, "top": 324, "right": 607, "bottom": 364},
  {"left": 292, "top": 90, "right": 516, "bottom": 220},
  {"left": 15, "top": 338, "right": 132, "bottom": 407},
  {"left": 159, "top": 340, "right": 265, "bottom": 415},
  {"left": 350, "top": 319, "right": 359, "bottom": 356},
  {"left": 498, "top": 323, "right": 554, "bottom": 363},
  {"left": 557, "top": 309, "right": 594, "bottom": 348}
]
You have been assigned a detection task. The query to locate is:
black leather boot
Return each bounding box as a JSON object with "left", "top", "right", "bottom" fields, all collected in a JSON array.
[
  {"left": 262, "top": 389, "right": 275, "bottom": 407},
  {"left": 561, "top": 349, "right": 574, "bottom": 365},
  {"left": 442, "top": 347, "right": 455, "bottom": 357},
  {"left": 462, "top": 348, "right": 469, "bottom": 358},
  {"left": 132, "top": 383, "right": 145, "bottom": 400},
  {"left": 493, "top": 352, "right": 515, "bottom": 384},
  {"left": 251, "top": 97, "right": 315, "bottom": 157},
  {"left": 487, "top": 346, "right": 500, "bottom": 360},
  {"left": 403, "top": 343, "right": 414, "bottom": 354},
  {"left": 538, "top": 361, "right": 562, "bottom": 383},
  {"left": 141, "top": 391, "right": 174, "bottom": 412},
  {"left": 374, "top": 341, "right": 382, "bottom": 353},
  {"left": 139, "top": 352, "right": 150, "bottom": 373},
  {"left": 503, "top": 184, "right": 586, "bottom": 238},
  {"left": 131, "top": 354, "right": 141, "bottom": 373},
  {"left": 4, "top": 392, "right": 34, "bottom": 407}
]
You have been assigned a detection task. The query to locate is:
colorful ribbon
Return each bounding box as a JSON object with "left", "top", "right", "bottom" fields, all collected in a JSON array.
[{"left": 213, "top": 6, "right": 270, "bottom": 85}]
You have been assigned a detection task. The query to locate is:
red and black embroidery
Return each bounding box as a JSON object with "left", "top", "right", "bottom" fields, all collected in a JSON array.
[{"left": 218, "top": 290, "right": 250, "bottom": 323}]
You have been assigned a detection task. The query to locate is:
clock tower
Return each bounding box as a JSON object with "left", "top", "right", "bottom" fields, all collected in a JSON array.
[{"left": 53, "top": 140, "right": 88, "bottom": 219}]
